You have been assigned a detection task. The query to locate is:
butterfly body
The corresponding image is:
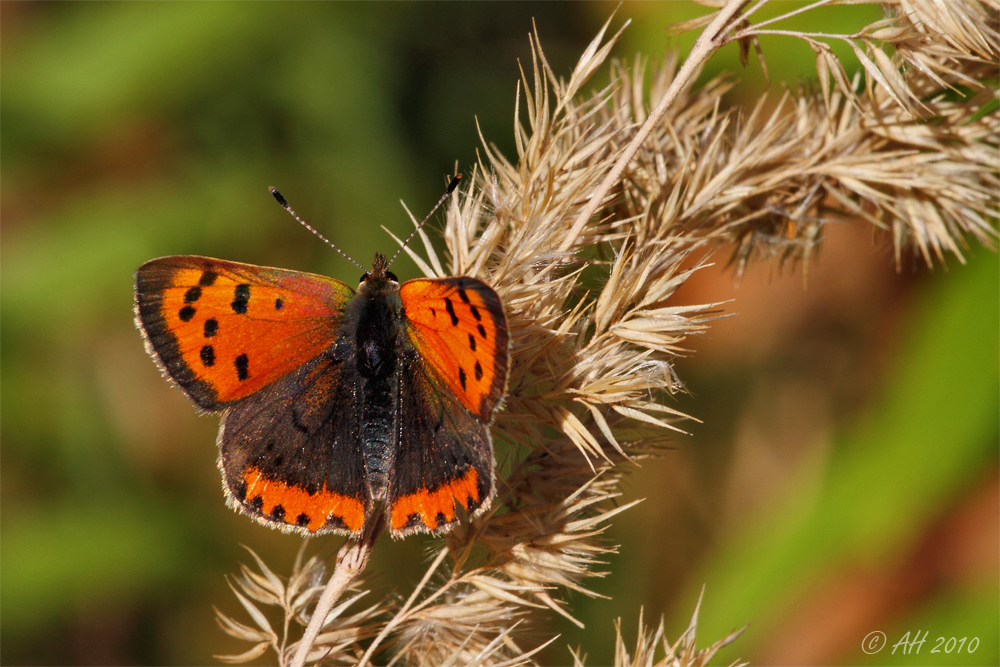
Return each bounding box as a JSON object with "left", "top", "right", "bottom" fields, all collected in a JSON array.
[{"left": 135, "top": 252, "right": 508, "bottom": 538}]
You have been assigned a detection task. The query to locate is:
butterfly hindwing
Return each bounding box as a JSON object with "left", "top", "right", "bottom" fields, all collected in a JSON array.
[
  {"left": 135, "top": 256, "right": 354, "bottom": 410},
  {"left": 387, "top": 276, "right": 509, "bottom": 536},
  {"left": 388, "top": 354, "right": 496, "bottom": 536},
  {"left": 219, "top": 347, "right": 371, "bottom": 536}
]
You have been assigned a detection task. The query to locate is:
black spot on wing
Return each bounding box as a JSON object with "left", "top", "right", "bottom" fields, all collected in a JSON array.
[
  {"left": 468, "top": 334, "right": 476, "bottom": 351},
  {"left": 324, "top": 515, "right": 351, "bottom": 531},
  {"left": 296, "top": 513, "right": 311, "bottom": 527},
  {"left": 477, "top": 323, "right": 487, "bottom": 339},
  {"left": 184, "top": 286, "right": 202, "bottom": 303},
  {"left": 179, "top": 306, "right": 196, "bottom": 322},
  {"left": 459, "top": 367, "right": 467, "bottom": 390},
  {"left": 235, "top": 354, "right": 249, "bottom": 381},
  {"left": 474, "top": 360, "right": 483, "bottom": 381},
  {"left": 470, "top": 304, "right": 481, "bottom": 321},
  {"left": 199, "top": 270, "right": 218, "bottom": 286},
  {"left": 232, "top": 284, "right": 250, "bottom": 314},
  {"left": 444, "top": 298, "right": 459, "bottom": 326},
  {"left": 204, "top": 318, "right": 218, "bottom": 337},
  {"left": 200, "top": 345, "right": 215, "bottom": 367},
  {"left": 270, "top": 505, "right": 286, "bottom": 522},
  {"left": 458, "top": 288, "right": 471, "bottom": 304},
  {"left": 275, "top": 297, "right": 283, "bottom": 310}
]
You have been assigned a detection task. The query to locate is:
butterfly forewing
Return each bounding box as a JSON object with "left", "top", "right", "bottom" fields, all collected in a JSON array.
[
  {"left": 399, "top": 277, "right": 509, "bottom": 421},
  {"left": 135, "top": 256, "right": 353, "bottom": 409}
]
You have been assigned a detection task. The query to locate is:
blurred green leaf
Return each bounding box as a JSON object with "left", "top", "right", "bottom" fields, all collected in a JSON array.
[
  {"left": 2, "top": 3, "right": 279, "bottom": 145},
  {"left": 1, "top": 499, "right": 195, "bottom": 633}
]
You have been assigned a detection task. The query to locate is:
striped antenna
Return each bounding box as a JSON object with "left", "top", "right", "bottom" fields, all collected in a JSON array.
[
  {"left": 386, "top": 174, "right": 462, "bottom": 269},
  {"left": 268, "top": 187, "right": 367, "bottom": 274}
]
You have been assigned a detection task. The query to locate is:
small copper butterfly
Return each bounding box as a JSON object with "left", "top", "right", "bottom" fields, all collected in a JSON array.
[{"left": 134, "top": 177, "right": 510, "bottom": 537}]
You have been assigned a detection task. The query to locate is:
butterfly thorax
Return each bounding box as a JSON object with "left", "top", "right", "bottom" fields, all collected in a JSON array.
[{"left": 354, "top": 283, "right": 399, "bottom": 379}]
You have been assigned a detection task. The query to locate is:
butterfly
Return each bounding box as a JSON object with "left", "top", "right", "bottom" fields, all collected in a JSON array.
[{"left": 134, "top": 178, "right": 509, "bottom": 538}]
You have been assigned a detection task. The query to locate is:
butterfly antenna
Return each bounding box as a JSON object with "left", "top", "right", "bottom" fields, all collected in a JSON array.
[
  {"left": 268, "top": 187, "right": 367, "bottom": 274},
  {"left": 386, "top": 174, "right": 462, "bottom": 269}
]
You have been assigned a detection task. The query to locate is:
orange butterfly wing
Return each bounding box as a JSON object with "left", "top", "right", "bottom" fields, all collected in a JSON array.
[
  {"left": 134, "top": 256, "right": 353, "bottom": 410},
  {"left": 399, "top": 277, "right": 509, "bottom": 422}
]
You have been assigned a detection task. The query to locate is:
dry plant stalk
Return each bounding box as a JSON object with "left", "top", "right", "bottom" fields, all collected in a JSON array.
[{"left": 216, "top": 1, "right": 998, "bottom": 665}]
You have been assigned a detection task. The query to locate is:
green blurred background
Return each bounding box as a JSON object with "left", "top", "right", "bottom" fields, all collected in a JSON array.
[{"left": 2, "top": 3, "right": 996, "bottom": 665}]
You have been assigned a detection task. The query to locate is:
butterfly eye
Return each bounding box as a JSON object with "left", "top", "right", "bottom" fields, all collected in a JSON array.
[
  {"left": 360, "top": 273, "right": 370, "bottom": 284},
  {"left": 386, "top": 271, "right": 399, "bottom": 283}
]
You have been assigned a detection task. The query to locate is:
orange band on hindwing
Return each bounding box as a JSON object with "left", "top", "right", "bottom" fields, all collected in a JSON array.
[
  {"left": 389, "top": 468, "right": 480, "bottom": 532},
  {"left": 241, "top": 467, "right": 365, "bottom": 533}
]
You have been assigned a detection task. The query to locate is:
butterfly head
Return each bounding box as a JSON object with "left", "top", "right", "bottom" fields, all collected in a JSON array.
[{"left": 359, "top": 253, "right": 399, "bottom": 289}]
